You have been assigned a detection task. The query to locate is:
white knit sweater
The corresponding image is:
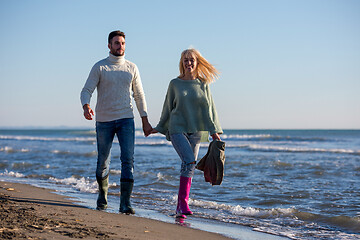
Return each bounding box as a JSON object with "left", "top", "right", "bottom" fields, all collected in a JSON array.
[{"left": 80, "top": 53, "right": 148, "bottom": 122}]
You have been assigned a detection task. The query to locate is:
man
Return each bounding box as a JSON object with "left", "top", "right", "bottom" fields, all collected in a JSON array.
[{"left": 80, "top": 30, "right": 152, "bottom": 214}]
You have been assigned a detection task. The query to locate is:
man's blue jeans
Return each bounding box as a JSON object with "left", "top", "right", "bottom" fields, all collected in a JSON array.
[{"left": 95, "top": 118, "right": 135, "bottom": 181}]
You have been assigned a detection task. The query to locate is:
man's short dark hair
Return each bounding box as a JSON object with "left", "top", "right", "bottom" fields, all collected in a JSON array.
[{"left": 108, "top": 30, "right": 125, "bottom": 44}]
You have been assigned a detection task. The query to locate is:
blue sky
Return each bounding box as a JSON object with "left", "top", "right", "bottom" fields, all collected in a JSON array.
[{"left": 0, "top": 0, "right": 359, "bottom": 129}]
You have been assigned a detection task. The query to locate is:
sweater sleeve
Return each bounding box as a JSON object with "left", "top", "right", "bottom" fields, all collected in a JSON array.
[
  {"left": 155, "top": 81, "right": 175, "bottom": 135},
  {"left": 206, "top": 84, "right": 223, "bottom": 135},
  {"left": 131, "top": 65, "right": 148, "bottom": 117},
  {"left": 80, "top": 63, "right": 100, "bottom": 107}
]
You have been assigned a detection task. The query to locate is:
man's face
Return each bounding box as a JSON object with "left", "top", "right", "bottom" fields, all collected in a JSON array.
[{"left": 108, "top": 36, "right": 125, "bottom": 56}]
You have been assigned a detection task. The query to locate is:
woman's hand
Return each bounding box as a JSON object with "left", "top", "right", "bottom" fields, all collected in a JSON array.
[
  {"left": 150, "top": 129, "right": 159, "bottom": 134},
  {"left": 211, "top": 133, "right": 221, "bottom": 141}
]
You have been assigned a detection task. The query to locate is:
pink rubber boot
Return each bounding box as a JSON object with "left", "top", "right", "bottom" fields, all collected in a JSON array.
[{"left": 176, "top": 176, "right": 193, "bottom": 218}]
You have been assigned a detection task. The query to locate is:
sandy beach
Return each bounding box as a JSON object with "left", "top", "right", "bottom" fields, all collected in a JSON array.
[
  {"left": 0, "top": 181, "right": 286, "bottom": 240},
  {"left": 0, "top": 181, "right": 233, "bottom": 240}
]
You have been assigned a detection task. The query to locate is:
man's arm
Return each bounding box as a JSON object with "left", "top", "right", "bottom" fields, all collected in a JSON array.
[
  {"left": 131, "top": 65, "right": 153, "bottom": 136},
  {"left": 80, "top": 62, "right": 100, "bottom": 121}
]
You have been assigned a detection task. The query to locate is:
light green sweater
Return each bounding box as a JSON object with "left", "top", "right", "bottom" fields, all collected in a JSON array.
[{"left": 155, "top": 78, "right": 222, "bottom": 142}]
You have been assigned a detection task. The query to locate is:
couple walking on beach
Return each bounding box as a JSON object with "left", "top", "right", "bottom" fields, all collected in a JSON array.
[{"left": 80, "top": 30, "right": 222, "bottom": 218}]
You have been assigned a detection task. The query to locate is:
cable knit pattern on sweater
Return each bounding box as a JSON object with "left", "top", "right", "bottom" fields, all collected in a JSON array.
[{"left": 81, "top": 53, "right": 147, "bottom": 122}]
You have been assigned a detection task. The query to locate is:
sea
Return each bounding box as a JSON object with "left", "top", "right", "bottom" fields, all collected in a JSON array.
[{"left": 0, "top": 129, "right": 359, "bottom": 240}]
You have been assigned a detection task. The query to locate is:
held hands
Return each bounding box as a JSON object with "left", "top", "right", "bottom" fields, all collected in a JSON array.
[
  {"left": 211, "top": 133, "right": 221, "bottom": 141},
  {"left": 141, "top": 116, "right": 153, "bottom": 137},
  {"left": 141, "top": 116, "right": 159, "bottom": 137},
  {"left": 83, "top": 104, "right": 94, "bottom": 120},
  {"left": 147, "top": 126, "right": 159, "bottom": 136}
]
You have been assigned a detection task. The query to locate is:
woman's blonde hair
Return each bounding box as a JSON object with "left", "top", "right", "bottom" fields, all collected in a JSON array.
[{"left": 178, "top": 49, "right": 219, "bottom": 84}]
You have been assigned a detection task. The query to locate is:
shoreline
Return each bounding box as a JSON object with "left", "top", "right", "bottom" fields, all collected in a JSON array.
[{"left": 0, "top": 180, "right": 287, "bottom": 240}]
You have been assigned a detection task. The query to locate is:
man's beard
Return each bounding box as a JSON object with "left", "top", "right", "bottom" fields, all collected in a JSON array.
[{"left": 110, "top": 47, "right": 124, "bottom": 56}]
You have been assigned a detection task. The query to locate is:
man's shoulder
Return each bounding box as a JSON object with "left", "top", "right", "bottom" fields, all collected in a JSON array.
[
  {"left": 89, "top": 58, "right": 109, "bottom": 71},
  {"left": 124, "top": 59, "right": 139, "bottom": 74},
  {"left": 125, "top": 59, "right": 137, "bottom": 68},
  {"left": 94, "top": 57, "right": 109, "bottom": 66}
]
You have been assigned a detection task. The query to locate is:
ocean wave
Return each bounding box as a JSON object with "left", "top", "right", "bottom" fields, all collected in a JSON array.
[
  {"left": 171, "top": 194, "right": 296, "bottom": 219},
  {"left": 135, "top": 140, "right": 171, "bottom": 146},
  {"left": 177, "top": 196, "right": 360, "bottom": 232},
  {"left": 0, "top": 145, "right": 98, "bottom": 158},
  {"left": 71, "top": 130, "right": 96, "bottom": 136},
  {"left": 49, "top": 176, "right": 99, "bottom": 193},
  {"left": 221, "top": 134, "right": 328, "bottom": 142},
  {"left": 295, "top": 211, "right": 360, "bottom": 233},
  {"left": 12, "top": 162, "right": 37, "bottom": 169},
  {"left": 182, "top": 196, "right": 360, "bottom": 238},
  {"left": 0, "top": 162, "right": 8, "bottom": 169},
  {"left": 0, "top": 169, "right": 25, "bottom": 178},
  {"left": 187, "top": 197, "right": 296, "bottom": 218},
  {"left": 0, "top": 135, "right": 95, "bottom": 143},
  {"left": 226, "top": 144, "right": 360, "bottom": 155},
  {"left": 26, "top": 174, "right": 55, "bottom": 179},
  {"left": 51, "top": 150, "right": 97, "bottom": 157},
  {"left": 136, "top": 172, "right": 176, "bottom": 188},
  {"left": 0, "top": 146, "right": 30, "bottom": 153},
  {"left": 0, "top": 135, "right": 96, "bottom": 142},
  {"left": 0, "top": 171, "right": 110, "bottom": 194},
  {"left": 0, "top": 134, "right": 171, "bottom": 147},
  {"left": 221, "top": 134, "right": 272, "bottom": 140},
  {"left": 109, "top": 169, "right": 121, "bottom": 175},
  {"left": 48, "top": 176, "right": 120, "bottom": 194}
]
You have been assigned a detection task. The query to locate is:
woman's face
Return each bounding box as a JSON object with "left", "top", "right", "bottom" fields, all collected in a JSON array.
[{"left": 182, "top": 53, "right": 197, "bottom": 74}]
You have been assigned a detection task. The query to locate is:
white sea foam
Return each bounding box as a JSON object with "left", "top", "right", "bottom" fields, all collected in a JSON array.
[
  {"left": 0, "top": 135, "right": 95, "bottom": 142},
  {"left": 188, "top": 198, "right": 295, "bottom": 218},
  {"left": 221, "top": 133, "right": 328, "bottom": 142},
  {"left": 135, "top": 140, "right": 171, "bottom": 146},
  {"left": 0, "top": 146, "right": 12, "bottom": 152},
  {"left": 0, "top": 169, "right": 25, "bottom": 178},
  {"left": 156, "top": 172, "right": 164, "bottom": 181},
  {"left": 49, "top": 176, "right": 98, "bottom": 193},
  {"left": 225, "top": 143, "right": 360, "bottom": 155},
  {"left": 109, "top": 169, "right": 122, "bottom": 175},
  {"left": 72, "top": 130, "right": 96, "bottom": 136},
  {"left": 48, "top": 176, "right": 117, "bottom": 193},
  {"left": 169, "top": 194, "right": 296, "bottom": 218},
  {"left": 221, "top": 134, "right": 272, "bottom": 139},
  {"left": 135, "top": 130, "right": 143, "bottom": 136},
  {"left": 0, "top": 146, "right": 30, "bottom": 153}
]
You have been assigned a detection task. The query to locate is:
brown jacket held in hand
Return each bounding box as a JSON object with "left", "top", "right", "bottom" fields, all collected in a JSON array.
[{"left": 196, "top": 140, "right": 225, "bottom": 185}]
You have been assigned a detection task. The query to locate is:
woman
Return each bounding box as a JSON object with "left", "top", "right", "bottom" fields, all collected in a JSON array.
[{"left": 151, "top": 49, "right": 223, "bottom": 218}]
